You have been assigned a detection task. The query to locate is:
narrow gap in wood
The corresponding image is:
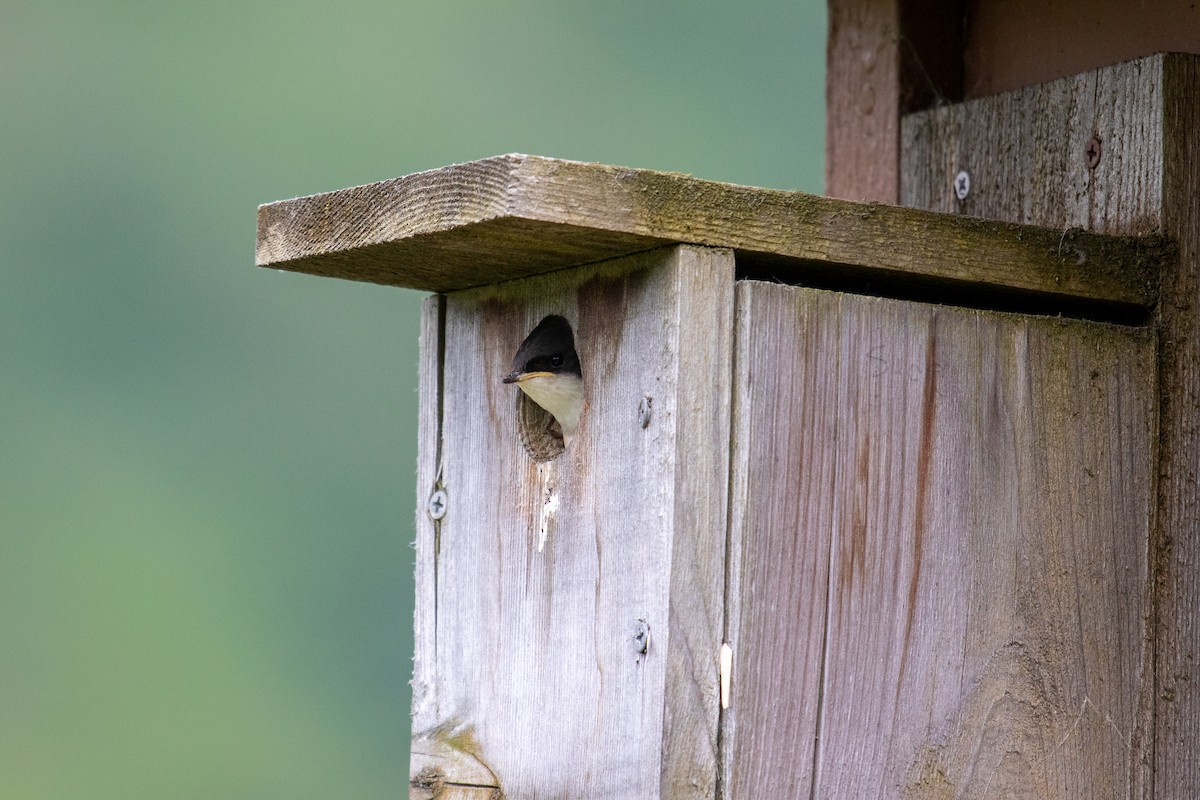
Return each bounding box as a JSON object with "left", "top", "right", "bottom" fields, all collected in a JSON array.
[
  {"left": 807, "top": 306, "right": 840, "bottom": 800},
  {"left": 433, "top": 293, "right": 447, "bottom": 674},
  {"left": 807, "top": 544, "right": 835, "bottom": 800},
  {"left": 714, "top": 285, "right": 744, "bottom": 800},
  {"left": 435, "top": 293, "right": 447, "bottom": 472},
  {"left": 1150, "top": 323, "right": 1164, "bottom": 800},
  {"left": 456, "top": 245, "right": 673, "bottom": 295},
  {"left": 735, "top": 253, "right": 1151, "bottom": 326}
]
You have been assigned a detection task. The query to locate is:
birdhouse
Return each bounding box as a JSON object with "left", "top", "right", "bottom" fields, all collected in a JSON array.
[{"left": 257, "top": 9, "right": 1200, "bottom": 796}]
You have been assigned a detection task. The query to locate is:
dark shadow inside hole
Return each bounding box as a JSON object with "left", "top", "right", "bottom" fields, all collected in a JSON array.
[{"left": 516, "top": 391, "right": 566, "bottom": 462}]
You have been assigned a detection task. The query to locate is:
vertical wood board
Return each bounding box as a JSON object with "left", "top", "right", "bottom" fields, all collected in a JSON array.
[
  {"left": 825, "top": 0, "right": 965, "bottom": 203},
  {"left": 723, "top": 282, "right": 1155, "bottom": 799},
  {"left": 1154, "top": 54, "right": 1200, "bottom": 799},
  {"left": 409, "top": 245, "right": 733, "bottom": 799},
  {"left": 900, "top": 52, "right": 1200, "bottom": 796},
  {"left": 722, "top": 284, "right": 842, "bottom": 798},
  {"left": 826, "top": 0, "right": 901, "bottom": 203}
]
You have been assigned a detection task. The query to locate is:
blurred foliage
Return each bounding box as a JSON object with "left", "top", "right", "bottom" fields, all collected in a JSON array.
[{"left": 0, "top": 1, "right": 824, "bottom": 796}]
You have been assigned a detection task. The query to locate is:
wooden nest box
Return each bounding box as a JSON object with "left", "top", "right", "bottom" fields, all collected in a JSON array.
[{"left": 257, "top": 43, "right": 1200, "bottom": 800}]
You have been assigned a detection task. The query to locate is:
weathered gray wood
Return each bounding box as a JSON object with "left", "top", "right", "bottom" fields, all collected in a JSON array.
[
  {"left": 722, "top": 285, "right": 841, "bottom": 798},
  {"left": 819, "top": 290, "right": 1154, "bottom": 798},
  {"left": 660, "top": 248, "right": 735, "bottom": 797},
  {"left": 901, "top": 55, "right": 1166, "bottom": 236},
  {"left": 723, "top": 282, "right": 1155, "bottom": 799},
  {"left": 1155, "top": 54, "right": 1200, "bottom": 799},
  {"left": 409, "top": 296, "right": 486, "bottom": 798},
  {"left": 902, "top": 52, "right": 1200, "bottom": 797},
  {"left": 409, "top": 245, "right": 733, "bottom": 799},
  {"left": 256, "top": 154, "right": 1162, "bottom": 311},
  {"left": 412, "top": 295, "right": 442, "bottom": 734}
]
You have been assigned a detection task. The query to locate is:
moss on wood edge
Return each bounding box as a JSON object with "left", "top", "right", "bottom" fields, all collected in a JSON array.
[{"left": 256, "top": 154, "right": 1167, "bottom": 309}]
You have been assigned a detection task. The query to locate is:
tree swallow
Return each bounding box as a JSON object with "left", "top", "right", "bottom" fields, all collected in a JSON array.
[{"left": 503, "top": 315, "right": 583, "bottom": 446}]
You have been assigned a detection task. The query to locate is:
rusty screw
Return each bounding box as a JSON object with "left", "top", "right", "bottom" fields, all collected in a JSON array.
[{"left": 1085, "top": 137, "right": 1102, "bottom": 170}]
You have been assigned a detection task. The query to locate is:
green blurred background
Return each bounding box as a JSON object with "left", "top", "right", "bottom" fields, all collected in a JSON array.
[{"left": 1, "top": 2, "right": 825, "bottom": 796}]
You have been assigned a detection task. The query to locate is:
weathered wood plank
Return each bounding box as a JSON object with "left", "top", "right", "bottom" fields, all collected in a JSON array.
[
  {"left": 409, "top": 245, "right": 732, "bottom": 799},
  {"left": 409, "top": 296, "right": 482, "bottom": 798},
  {"left": 661, "top": 247, "right": 734, "bottom": 798},
  {"left": 818, "top": 289, "right": 1154, "bottom": 799},
  {"left": 901, "top": 54, "right": 1166, "bottom": 236},
  {"left": 825, "top": 0, "right": 965, "bottom": 203},
  {"left": 826, "top": 0, "right": 901, "bottom": 203},
  {"left": 724, "top": 282, "right": 1155, "bottom": 798},
  {"left": 411, "top": 295, "right": 442, "bottom": 734},
  {"left": 256, "top": 154, "right": 1162, "bottom": 311},
  {"left": 901, "top": 52, "right": 1200, "bottom": 797},
  {"left": 1155, "top": 54, "right": 1200, "bottom": 799},
  {"left": 722, "top": 284, "right": 841, "bottom": 798}
]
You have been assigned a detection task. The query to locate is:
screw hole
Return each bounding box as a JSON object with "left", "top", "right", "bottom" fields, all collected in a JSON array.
[{"left": 638, "top": 396, "right": 653, "bottom": 429}]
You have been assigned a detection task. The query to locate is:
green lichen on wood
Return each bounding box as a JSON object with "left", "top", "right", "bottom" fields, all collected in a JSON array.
[{"left": 259, "top": 154, "right": 1173, "bottom": 311}]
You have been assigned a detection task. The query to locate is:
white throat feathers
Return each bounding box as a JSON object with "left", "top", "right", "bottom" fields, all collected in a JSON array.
[{"left": 514, "top": 372, "right": 583, "bottom": 444}]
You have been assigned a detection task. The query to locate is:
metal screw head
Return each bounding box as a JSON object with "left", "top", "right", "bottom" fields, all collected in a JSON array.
[
  {"left": 953, "top": 170, "right": 971, "bottom": 201},
  {"left": 1085, "top": 136, "right": 1102, "bottom": 169},
  {"left": 427, "top": 489, "right": 448, "bottom": 521}
]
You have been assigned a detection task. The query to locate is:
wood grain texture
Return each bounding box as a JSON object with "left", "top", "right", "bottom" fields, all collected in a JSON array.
[
  {"left": 1154, "top": 54, "right": 1200, "bottom": 799},
  {"left": 722, "top": 284, "right": 841, "bottom": 798},
  {"left": 723, "top": 282, "right": 1155, "bottom": 799},
  {"left": 409, "top": 245, "right": 733, "bottom": 799},
  {"left": 410, "top": 295, "right": 480, "bottom": 797},
  {"left": 901, "top": 55, "right": 1166, "bottom": 236},
  {"left": 826, "top": 0, "right": 901, "bottom": 202},
  {"left": 255, "top": 154, "right": 1162, "bottom": 311},
  {"left": 825, "top": 0, "right": 966, "bottom": 201},
  {"left": 901, "top": 53, "right": 1200, "bottom": 796},
  {"left": 661, "top": 248, "right": 735, "bottom": 798}
]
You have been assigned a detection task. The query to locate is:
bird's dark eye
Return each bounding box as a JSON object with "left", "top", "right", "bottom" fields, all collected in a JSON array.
[{"left": 549, "top": 354, "right": 564, "bottom": 367}]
